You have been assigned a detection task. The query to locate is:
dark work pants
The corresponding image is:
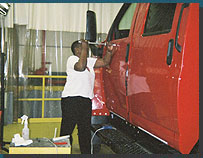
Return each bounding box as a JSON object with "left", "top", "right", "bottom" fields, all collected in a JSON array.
[{"left": 60, "top": 96, "right": 92, "bottom": 154}]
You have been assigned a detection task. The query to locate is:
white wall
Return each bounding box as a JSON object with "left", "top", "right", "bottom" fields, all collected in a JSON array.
[
  {"left": 5, "top": 3, "right": 122, "bottom": 33},
  {"left": 4, "top": 3, "right": 123, "bottom": 73}
]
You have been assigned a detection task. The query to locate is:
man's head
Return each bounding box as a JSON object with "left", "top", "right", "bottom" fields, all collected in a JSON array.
[{"left": 71, "top": 40, "right": 82, "bottom": 57}]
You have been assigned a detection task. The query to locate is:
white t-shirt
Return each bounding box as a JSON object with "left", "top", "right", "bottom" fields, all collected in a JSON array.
[{"left": 61, "top": 55, "right": 97, "bottom": 99}]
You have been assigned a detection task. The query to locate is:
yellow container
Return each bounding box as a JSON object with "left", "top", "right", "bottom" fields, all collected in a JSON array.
[
  {"left": 9, "top": 138, "right": 71, "bottom": 154},
  {"left": 4, "top": 118, "right": 62, "bottom": 142},
  {"left": 4, "top": 118, "right": 79, "bottom": 146},
  {"left": 9, "top": 147, "right": 71, "bottom": 154}
]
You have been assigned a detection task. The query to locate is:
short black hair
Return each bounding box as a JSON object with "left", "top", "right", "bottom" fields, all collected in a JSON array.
[{"left": 71, "top": 40, "right": 81, "bottom": 55}]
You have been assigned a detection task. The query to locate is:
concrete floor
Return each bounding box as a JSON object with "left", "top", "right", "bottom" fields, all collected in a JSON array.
[{"left": 72, "top": 144, "right": 115, "bottom": 154}]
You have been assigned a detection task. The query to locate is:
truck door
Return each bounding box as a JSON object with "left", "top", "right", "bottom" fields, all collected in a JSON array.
[
  {"left": 128, "top": 3, "right": 190, "bottom": 147},
  {"left": 103, "top": 4, "right": 137, "bottom": 120}
]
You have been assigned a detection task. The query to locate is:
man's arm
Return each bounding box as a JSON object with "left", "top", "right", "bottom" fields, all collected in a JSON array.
[
  {"left": 89, "top": 44, "right": 103, "bottom": 57},
  {"left": 74, "top": 40, "right": 88, "bottom": 71},
  {"left": 94, "top": 42, "right": 114, "bottom": 68}
]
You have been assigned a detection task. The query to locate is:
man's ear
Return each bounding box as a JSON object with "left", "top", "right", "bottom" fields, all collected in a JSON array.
[{"left": 74, "top": 47, "right": 78, "bottom": 54}]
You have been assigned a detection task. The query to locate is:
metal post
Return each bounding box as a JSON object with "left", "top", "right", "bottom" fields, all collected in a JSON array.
[
  {"left": 0, "top": 52, "right": 5, "bottom": 148},
  {"left": 0, "top": 3, "right": 10, "bottom": 150},
  {"left": 0, "top": 14, "right": 5, "bottom": 149}
]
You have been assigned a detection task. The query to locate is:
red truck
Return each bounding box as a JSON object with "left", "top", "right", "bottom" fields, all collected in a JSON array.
[{"left": 89, "top": 3, "right": 199, "bottom": 154}]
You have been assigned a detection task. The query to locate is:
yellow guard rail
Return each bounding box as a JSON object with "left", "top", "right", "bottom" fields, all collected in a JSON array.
[{"left": 18, "top": 75, "right": 66, "bottom": 118}]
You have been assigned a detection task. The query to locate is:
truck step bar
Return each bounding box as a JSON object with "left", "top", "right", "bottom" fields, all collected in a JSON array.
[
  {"left": 91, "top": 114, "right": 181, "bottom": 154},
  {"left": 91, "top": 124, "right": 151, "bottom": 154}
]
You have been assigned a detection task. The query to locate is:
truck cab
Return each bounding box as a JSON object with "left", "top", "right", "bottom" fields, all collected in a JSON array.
[{"left": 92, "top": 3, "right": 199, "bottom": 154}]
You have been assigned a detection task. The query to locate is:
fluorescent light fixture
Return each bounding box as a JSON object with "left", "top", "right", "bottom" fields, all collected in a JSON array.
[{"left": 0, "top": 3, "right": 10, "bottom": 16}]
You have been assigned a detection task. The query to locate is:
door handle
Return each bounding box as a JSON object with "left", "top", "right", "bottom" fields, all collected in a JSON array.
[
  {"left": 175, "top": 3, "right": 189, "bottom": 53},
  {"left": 125, "top": 44, "right": 130, "bottom": 96},
  {"left": 167, "top": 39, "right": 174, "bottom": 65},
  {"left": 125, "top": 44, "right": 130, "bottom": 63}
]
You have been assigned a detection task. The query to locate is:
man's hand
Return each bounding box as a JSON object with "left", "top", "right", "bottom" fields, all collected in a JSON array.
[
  {"left": 107, "top": 42, "right": 114, "bottom": 52},
  {"left": 74, "top": 39, "right": 88, "bottom": 71},
  {"left": 106, "top": 42, "right": 117, "bottom": 55},
  {"left": 80, "top": 39, "right": 89, "bottom": 50},
  {"left": 94, "top": 42, "right": 117, "bottom": 68}
]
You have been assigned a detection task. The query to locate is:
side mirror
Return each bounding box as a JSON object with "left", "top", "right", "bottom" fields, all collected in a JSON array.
[{"left": 85, "top": 10, "right": 97, "bottom": 42}]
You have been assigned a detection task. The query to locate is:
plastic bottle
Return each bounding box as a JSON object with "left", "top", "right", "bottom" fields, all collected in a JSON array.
[{"left": 21, "top": 115, "right": 29, "bottom": 140}]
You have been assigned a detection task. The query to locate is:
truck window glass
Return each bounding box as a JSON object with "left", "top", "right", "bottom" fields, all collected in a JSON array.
[
  {"left": 118, "top": 3, "right": 137, "bottom": 30},
  {"left": 143, "top": 3, "right": 176, "bottom": 36},
  {"left": 111, "top": 3, "right": 136, "bottom": 40}
]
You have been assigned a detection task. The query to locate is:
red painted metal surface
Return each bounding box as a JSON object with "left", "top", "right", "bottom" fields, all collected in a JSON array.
[
  {"left": 176, "top": 4, "right": 199, "bottom": 153},
  {"left": 129, "top": 2, "right": 180, "bottom": 150},
  {"left": 93, "top": 3, "right": 199, "bottom": 154},
  {"left": 103, "top": 38, "right": 131, "bottom": 120},
  {"left": 92, "top": 68, "right": 109, "bottom": 116}
]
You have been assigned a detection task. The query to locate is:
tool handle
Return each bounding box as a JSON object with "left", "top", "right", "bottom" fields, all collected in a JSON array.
[{"left": 78, "top": 41, "right": 117, "bottom": 46}]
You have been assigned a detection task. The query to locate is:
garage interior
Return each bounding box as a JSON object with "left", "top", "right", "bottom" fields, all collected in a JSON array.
[
  {"left": 0, "top": 2, "right": 199, "bottom": 155},
  {"left": 0, "top": 3, "right": 121, "bottom": 154}
]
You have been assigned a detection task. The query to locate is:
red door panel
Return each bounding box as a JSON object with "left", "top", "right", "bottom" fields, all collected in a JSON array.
[
  {"left": 103, "top": 4, "right": 137, "bottom": 121},
  {"left": 103, "top": 39, "right": 129, "bottom": 120},
  {"left": 128, "top": 3, "right": 180, "bottom": 150},
  {"left": 127, "top": 3, "right": 199, "bottom": 153}
]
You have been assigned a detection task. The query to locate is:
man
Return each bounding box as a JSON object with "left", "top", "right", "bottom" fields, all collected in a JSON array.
[{"left": 60, "top": 39, "right": 115, "bottom": 154}]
